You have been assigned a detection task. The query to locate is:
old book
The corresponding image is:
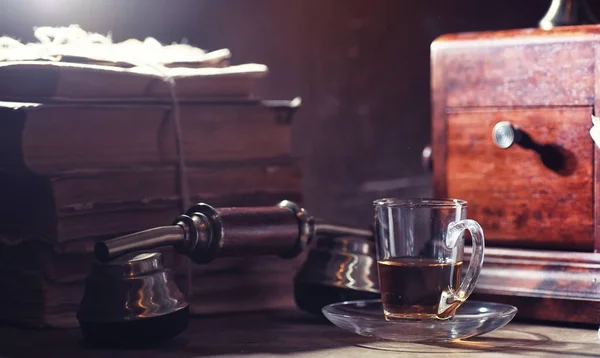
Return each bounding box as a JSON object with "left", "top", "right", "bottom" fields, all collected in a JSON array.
[
  {"left": 32, "top": 162, "right": 302, "bottom": 214},
  {"left": 0, "top": 270, "right": 83, "bottom": 328},
  {"left": 0, "top": 161, "right": 303, "bottom": 243},
  {"left": 0, "top": 61, "right": 267, "bottom": 102},
  {"left": 0, "top": 100, "right": 297, "bottom": 175},
  {"left": 0, "top": 247, "right": 304, "bottom": 328}
]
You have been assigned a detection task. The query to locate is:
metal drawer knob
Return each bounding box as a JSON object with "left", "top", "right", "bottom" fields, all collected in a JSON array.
[{"left": 492, "top": 121, "right": 521, "bottom": 149}]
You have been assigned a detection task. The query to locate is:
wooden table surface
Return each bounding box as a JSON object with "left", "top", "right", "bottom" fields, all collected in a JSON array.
[{"left": 0, "top": 309, "right": 598, "bottom": 358}]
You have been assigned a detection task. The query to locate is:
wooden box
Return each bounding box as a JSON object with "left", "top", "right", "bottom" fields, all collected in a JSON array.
[{"left": 431, "top": 25, "right": 600, "bottom": 324}]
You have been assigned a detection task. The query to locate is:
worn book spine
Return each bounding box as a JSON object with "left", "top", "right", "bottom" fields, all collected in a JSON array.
[
  {"left": 0, "top": 159, "right": 303, "bottom": 242},
  {"left": 0, "top": 101, "right": 297, "bottom": 175}
]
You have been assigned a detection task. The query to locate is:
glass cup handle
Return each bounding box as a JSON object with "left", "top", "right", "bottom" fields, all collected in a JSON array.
[{"left": 438, "top": 219, "right": 485, "bottom": 317}]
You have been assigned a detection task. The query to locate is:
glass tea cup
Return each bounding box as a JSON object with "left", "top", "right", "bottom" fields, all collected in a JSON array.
[{"left": 373, "top": 198, "right": 484, "bottom": 321}]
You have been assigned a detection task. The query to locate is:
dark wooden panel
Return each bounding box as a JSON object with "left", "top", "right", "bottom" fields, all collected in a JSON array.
[
  {"left": 471, "top": 293, "right": 600, "bottom": 326},
  {"left": 466, "top": 247, "right": 600, "bottom": 324},
  {"left": 594, "top": 45, "right": 600, "bottom": 252},
  {"left": 446, "top": 107, "right": 594, "bottom": 250}
]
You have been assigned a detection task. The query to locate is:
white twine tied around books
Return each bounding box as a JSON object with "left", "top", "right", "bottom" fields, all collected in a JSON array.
[
  {"left": 148, "top": 70, "right": 194, "bottom": 298},
  {"left": 0, "top": 25, "right": 215, "bottom": 295}
]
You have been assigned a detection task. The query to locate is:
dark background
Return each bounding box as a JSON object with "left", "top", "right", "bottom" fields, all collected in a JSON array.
[{"left": 1, "top": 0, "right": 597, "bottom": 227}]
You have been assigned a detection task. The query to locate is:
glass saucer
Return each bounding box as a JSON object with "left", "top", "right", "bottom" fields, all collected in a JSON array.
[{"left": 322, "top": 299, "right": 517, "bottom": 343}]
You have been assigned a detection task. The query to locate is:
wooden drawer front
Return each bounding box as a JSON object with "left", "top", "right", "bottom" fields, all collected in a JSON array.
[{"left": 445, "top": 107, "right": 594, "bottom": 250}]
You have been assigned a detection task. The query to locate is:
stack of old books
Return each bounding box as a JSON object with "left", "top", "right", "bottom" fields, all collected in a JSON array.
[{"left": 0, "top": 25, "right": 303, "bottom": 328}]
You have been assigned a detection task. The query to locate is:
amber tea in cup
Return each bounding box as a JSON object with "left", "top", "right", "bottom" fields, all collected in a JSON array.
[{"left": 373, "top": 198, "right": 484, "bottom": 320}]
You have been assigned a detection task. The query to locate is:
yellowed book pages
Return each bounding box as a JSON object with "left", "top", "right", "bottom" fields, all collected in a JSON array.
[{"left": 0, "top": 61, "right": 267, "bottom": 102}]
